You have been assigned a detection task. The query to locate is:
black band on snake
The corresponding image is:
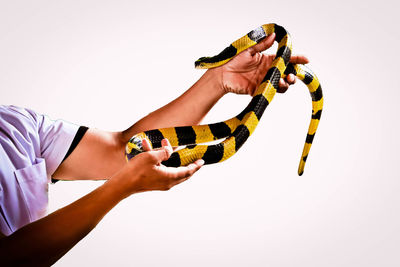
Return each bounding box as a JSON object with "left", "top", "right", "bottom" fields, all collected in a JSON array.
[{"left": 125, "top": 24, "right": 323, "bottom": 176}]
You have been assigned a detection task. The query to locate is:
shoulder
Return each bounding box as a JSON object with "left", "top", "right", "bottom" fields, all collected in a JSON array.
[
  {"left": 0, "top": 106, "right": 43, "bottom": 169},
  {"left": 0, "top": 105, "right": 45, "bottom": 135},
  {"left": 0, "top": 105, "right": 40, "bottom": 120},
  {"left": 0, "top": 105, "right": 80, "bottom": 175}
]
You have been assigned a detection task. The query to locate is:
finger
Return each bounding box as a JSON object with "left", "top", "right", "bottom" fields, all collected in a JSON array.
[
  {"left": 289, "top": 54, "right": 309, "bottom": 64},
  {"left": 277, "top": 78, "right": 289, "bottom": 93},
  {"left": 166, "top": 159, "right": 204, "bottom": 179},
  {"left": 249, "top": 33, "right": 276, "bottom": 56},
  {"left": 256, "top": 54, "right": 278, "bottom": 84},
  {"left": 184, "top": 159, "right": 204, "bottom": 176},
  {"left": 150, "top": 140, "right": 173, "bottom": 163},
  {"left": 286, "top": 73, "right": 296, "bottom": 84},
  {"left": 171, "top": 175, "right": 192, "bottom": 187},
  {"left": 142, "top": 138, "right": 152, "bottom": 152},
  {"left": 180, "top": 160, "right": 203, "bottom": 178},
  {"left": 194, "top": 159, "right": 205, "bottom": 167},
  {"left": 161, "top": 139, "right": 173, "bottom": 157}
]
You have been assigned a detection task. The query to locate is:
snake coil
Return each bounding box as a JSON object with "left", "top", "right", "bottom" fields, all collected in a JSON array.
[{"left": 126, "top": 24, "right": 323, "bottom": 175}]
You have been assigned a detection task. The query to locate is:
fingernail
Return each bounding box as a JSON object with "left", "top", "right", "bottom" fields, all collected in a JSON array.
[{"left": 162, "top": 138, "right": 170, "bottom": 147}]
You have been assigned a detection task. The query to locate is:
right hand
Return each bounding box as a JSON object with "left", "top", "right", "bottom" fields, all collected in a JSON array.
[
  {"left": 111, "top": 138, "right": 204, "bottom": 197},
  {"left": 215, "top": 33, "right": 309, "bottom": 95}
]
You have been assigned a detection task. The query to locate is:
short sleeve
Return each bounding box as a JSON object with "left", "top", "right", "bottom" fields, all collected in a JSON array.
[
  {"left": 2, "top": 106, "right": 82, "bottom": 177},
  {"left": 34, "top": 111, "right": 80, "bottom": 177}
]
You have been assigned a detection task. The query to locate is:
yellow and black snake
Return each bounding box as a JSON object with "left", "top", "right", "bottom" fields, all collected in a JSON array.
[{"left": 126, "top": 23, "right": 323, "bottom": 175}]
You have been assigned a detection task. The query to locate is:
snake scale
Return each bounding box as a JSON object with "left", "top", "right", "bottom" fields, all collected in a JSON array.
[{"left": 125, "top": 24, "right": 323, "bottom": 176}]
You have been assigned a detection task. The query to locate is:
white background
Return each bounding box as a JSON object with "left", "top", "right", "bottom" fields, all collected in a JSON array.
[{"left": 1, "top": 0, "right": 400, "bottom": 266}]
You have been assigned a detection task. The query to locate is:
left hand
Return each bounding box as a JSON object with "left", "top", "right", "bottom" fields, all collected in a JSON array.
[{"left": 214, "top": 32, "right": 309, "bottom": 96}]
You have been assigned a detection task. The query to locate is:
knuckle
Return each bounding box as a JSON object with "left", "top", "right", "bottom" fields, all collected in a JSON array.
[
  {"left": 186, "top": 169, "right": 195, "bottom": 177},
  {"left": 147, "top": 153, "right": 157, "bottom": 162},
  {"left": 165, "top": 181, "right": 175, "bottom": 190},
  {"left": 164, "top": 148, "right": 170, "bottom": 159}
]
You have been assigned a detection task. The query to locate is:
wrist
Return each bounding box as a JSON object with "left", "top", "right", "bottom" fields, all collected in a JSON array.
[
  {"left": 202, "top": 67, "right": 226, "bottom": 98},
  {"left": 104, "top": 170, "right": 136, "bottom": 201},
  {"left": 106, "top": 161, "right": 151, "bottom": 199}
]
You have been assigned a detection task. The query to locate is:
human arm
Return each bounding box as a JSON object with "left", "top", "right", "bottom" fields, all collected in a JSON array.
[
  {"left": 0, "top": 140, "right": 203, "bottom": 266},
  {"left": 120, "top": 33, "right": 309, "bottom": 136},
  {"left": 53, "top": 33, "right": 308, "bottom": 180}
]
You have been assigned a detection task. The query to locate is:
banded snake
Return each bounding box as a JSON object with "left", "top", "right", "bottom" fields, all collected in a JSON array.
[{"left": 125, "top": 24, "right": 323, "bottom": 175}]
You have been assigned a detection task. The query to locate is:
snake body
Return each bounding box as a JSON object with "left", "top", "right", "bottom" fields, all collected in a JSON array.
[{"left": 126, "top": 24, "right": 323, "bottom": 175}]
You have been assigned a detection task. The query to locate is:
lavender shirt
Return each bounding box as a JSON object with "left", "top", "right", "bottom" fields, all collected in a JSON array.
[{"left": 0, "top": 105, "right": 79, "bottom": 236}]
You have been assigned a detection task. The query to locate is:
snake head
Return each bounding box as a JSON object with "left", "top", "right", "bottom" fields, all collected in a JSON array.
[{"left": 125, "top": 134, "right": 147, "bottom": 161}]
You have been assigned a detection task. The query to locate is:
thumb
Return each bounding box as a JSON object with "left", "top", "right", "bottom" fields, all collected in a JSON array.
[
  {"left": 249, "top": 32, "right": 276, "bottom": 56},
  {"left": 149, "top": 139, "right": 173, "bottom": 163}
]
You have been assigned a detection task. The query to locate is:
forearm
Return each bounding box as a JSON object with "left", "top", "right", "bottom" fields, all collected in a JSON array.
[
  {"left": 0, "top": 139, "right": 201, "bottom": 265},
  {"left": 54, "top": 68, "right": 224, "bottom": 180},
  {"left": 0, "top": 177, "right": 127, "bottom": 266},
  {"left": 121, "top": 68, "right": 224, "bottom": 141}
]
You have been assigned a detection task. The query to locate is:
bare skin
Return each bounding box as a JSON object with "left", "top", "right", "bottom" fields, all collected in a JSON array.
[{"left": 0, "top": 33, "right": 308, "bottom": 266}]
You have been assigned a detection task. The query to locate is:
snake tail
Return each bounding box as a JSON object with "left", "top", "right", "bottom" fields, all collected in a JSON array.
[{"left": 284, "top": 64, "right": 323, "bottom": 175}]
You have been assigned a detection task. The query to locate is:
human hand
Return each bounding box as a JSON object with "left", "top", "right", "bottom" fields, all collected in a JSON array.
[
  {"left": 214, "top": 32, "right": 309, "bottom": 95},
  {"left": 112, "top": 139, "right": 204, "bottom": 197}
]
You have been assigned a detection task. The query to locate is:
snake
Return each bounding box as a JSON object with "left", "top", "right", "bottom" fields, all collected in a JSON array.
[{"left": 125, "top": 23, "right": 323, "bottom": 176}]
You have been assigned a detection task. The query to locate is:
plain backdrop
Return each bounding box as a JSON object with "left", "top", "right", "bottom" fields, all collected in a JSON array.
[{"left": 1, "top": 0, "right": 400, "bottom": 266}]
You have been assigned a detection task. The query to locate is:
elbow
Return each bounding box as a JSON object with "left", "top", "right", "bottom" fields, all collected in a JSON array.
[{"left": 115, "top": 131, "right": 128, "bottom": 153}]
